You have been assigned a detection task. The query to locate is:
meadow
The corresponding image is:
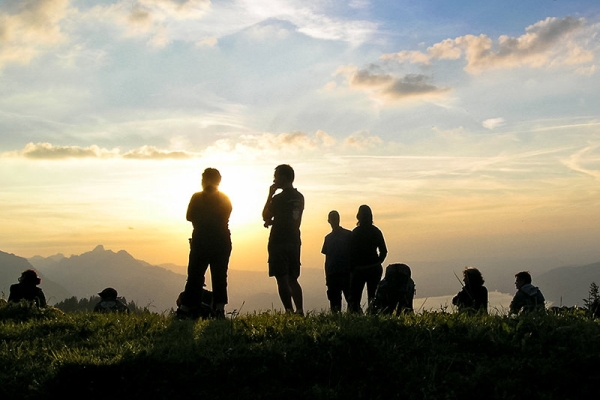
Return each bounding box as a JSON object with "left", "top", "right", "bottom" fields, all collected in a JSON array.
[{"left": 1, "top": 302, "right": 600, "bottom": 400}]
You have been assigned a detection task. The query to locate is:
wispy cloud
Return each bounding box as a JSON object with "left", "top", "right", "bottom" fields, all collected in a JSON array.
[{"left": 562, "top": 143, "right": 600, "bottom": 179}]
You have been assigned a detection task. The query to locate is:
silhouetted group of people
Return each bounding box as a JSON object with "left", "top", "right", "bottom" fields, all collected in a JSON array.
[
  {"left": 4, "top": 164, "right": 546, "bottom": 318},
  {"left": 172, "top": 164, "right": 547, "bottom": 319},
  {"left": 6, "top": 269, "right": 129, "bottom": 313},
  {"left": 451, "top": 267, "right": 545, "bottom": 314}
]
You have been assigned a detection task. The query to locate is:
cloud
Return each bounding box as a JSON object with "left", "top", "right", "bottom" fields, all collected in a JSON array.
[
  {"left": 482, "top": 118, "right": 505, "bottom": 130},
  {"left": 344, "top": 131, "right": 383, "bottom": 149},
  {"left": 88, "top": 0, "right": 211, "bottom": 47},
  {"left": 122, "top": 145, "right": 193, "bottom": 159},
  {"left": 0, "top": 0, "right": 69, "bottom": 68},
  {"left": 196, "top": 36, "right": 218, "bottom": 47},
  {"left": 239, "top": 0, "right": 378, "bottom": 45},
  {"left": 382, "top": 16, "right": 591, "bottom": 74},
  {"left": 562, "top": 143, "right": 600, "bottom": 179},
  {"left": 204, "top": 130, "right": 338, "bottom": 159},
  {"left": 18, "top": 142, "right": 120, "bottom": 160},
  {"left": 5, "top": 142, "right": 194, "bottom": 160},
  {"left": 334, "top": 65, "right": 450, "bottom": 103}
]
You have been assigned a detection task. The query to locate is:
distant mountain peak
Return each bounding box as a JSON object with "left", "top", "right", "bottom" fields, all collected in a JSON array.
[{"left": 93, "top": 245, "right": 105, "bottom": 252}]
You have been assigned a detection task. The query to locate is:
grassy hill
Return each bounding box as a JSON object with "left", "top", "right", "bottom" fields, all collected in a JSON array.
[{"left": 2, "top": 303, "right": 600, "bottom": 400}]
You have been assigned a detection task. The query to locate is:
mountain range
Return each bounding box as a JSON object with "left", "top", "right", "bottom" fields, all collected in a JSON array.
[{"left": 2, "top": 246, "right": 599, "bottom": 313}]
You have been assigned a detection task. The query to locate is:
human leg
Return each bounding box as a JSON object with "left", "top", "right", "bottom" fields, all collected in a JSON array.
[
  {"left": 275, "top": 274, "right": 294, "bottom": 312},
  {"left": 349, "top": 269, "right": 367, "bottom": 313},
  {"left": 182, "top": 245, "right": 209, "bottom": 308},
  {"left": 326, "top": 274, "right": 343, "bottom": 312},
  {"left": 366, "top": 265, "right": 383, "bottom": 302},
  {"left": 288, "top": 276, "right": 303, "bottom": 315},
  {"left": 209, "top": 250, "right": 230, "bottom": 319}
]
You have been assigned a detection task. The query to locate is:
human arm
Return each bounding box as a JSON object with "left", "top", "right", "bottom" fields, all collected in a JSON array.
[
  {"left": 377, "top": 229, "right": 388, "bottom": 264},
  {"left": 262, "top": 184, "right": 277, "bottom": 228}
]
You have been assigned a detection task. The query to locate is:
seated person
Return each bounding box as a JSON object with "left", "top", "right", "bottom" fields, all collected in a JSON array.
[
  {"left": 94, "top": 287, "right": 130, "bottom": 313},
  {"left": 452, "top": 267, "right": 488, "bottom": 314},
  {"left": 509, "top": 271, "right": 545, "bottom": 314},
  {"left": 8, "top": 269, "right": 47, "bottom": 307}
]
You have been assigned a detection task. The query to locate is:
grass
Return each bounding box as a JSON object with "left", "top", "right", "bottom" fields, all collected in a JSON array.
[{"left": 1, "top": 302, "right": 600, "bottom": 400}]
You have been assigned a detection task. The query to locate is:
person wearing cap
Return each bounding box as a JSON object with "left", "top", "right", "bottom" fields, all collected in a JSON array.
[
  {"left": 94, "top": 287, "right": 130, "bottom": 313},
  {"left": 8, "top": 269, "right": 47, "bottom": 307}
]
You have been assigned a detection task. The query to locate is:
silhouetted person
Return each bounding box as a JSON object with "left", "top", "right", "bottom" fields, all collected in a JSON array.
[
  {"left": 8, "top": 269, "right": 46, "bottom": 307},
  {"left": 452, "top": 267, "right": 488, "bottom": 314},
  {"left": 510, "top": 271, "right": 545, "bottom": 314},
  {"left": 178, "top": 167, "right": 232, "bottom": 319},
  {"left": 321, "top": 210, "right": 352, "bottom": 312},
  {"left": 348, "top": 205, "right": 387, "bottom": 313},
  {"left": 263, "top": 164, "right": 304, "bottom": 315},
  {"left": 371, "top": 263, "right": 415, "bottom": 315},
  {"left": 94, "top": 287, "right": 130, "bottom": 313}
]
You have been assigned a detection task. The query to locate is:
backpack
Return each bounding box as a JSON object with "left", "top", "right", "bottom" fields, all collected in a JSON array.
[
  {"left": 176, "top": 288, "right": 214, "bottom": 319},
  {"left": 371, "top": 263, "right": 415, "bottom": 315}
]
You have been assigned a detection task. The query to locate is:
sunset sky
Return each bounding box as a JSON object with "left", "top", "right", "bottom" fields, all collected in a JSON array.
[{"left": 1, "top": 0, "right": 600, "bottom": 284}]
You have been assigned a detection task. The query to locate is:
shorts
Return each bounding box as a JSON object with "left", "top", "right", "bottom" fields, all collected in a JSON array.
[{"left": 268, "top": 241, "right": 301, "bottom": 278}]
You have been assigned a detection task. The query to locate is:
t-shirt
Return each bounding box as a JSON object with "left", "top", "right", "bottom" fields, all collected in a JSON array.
[
  {"left": 322, "top": 227, "right": 352, "bottom": 275},
  {"left": 187, "top": 188, "right": 232, "bottom": 248},
  {"left": 267, "top": 188, "right": 304, "bottom": 246}
]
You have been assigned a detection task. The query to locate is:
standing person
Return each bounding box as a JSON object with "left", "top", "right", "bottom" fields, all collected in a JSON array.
[
  {"left": 510, "top": 271, "right": 546, "bottom": 314},
  {"left": 8, "top": 269, "right": 46, "bottom": 307},
  {"left": 262, "top": 164, "right": 305, "bottom": 315},
  {"left": 348, "top": 204, "right": 388, "bottom": 313},
  {"left": 452, "top": 267, "right": 488, "bottom": 314},
  {"left": 321, "top": 210, "right": 352, "bottom": 313},
  {"left": 178, "top": 167, "right": 232, "bottom": 319}
]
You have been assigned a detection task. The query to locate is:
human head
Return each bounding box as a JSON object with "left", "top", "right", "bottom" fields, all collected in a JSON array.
[
  {"left": 19, "top": 269, "right": 41, "bottom": 286},
  {"left": 274, "top": 164, "right": 295, "bottom": 187},
  {"left": 463, "top": 267, "right": 484, "bottom": 287},
  {"left": 327, "top": 210, "right": 340, "bottom": 227},
  {"left": 515, "top": 271, "right": 532, "bottom": 289},
  {"left": 356, "top": 204, "right": 373, "bottom": 226},
  {"left": 202, "top": 168, "right": 222, "bottom": 190},
  {"left": 98, "top": 287, "right": 118, "bottom": 300}
]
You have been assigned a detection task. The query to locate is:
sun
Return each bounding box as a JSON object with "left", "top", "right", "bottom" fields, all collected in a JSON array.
[{"left": 217, "top": 167, "right": 266, "bottom": 230}]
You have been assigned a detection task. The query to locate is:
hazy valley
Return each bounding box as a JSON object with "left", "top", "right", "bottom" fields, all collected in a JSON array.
[{"left": 2, "top": 246, "right": 599, "bottom": 314}]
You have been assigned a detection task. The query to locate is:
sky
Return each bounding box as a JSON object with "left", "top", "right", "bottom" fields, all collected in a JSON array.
[{"left": 1, "top": 0, "right": 600, "bottom": 288}]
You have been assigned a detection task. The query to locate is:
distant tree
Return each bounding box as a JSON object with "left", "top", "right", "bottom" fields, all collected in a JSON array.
[
  {"left": 54, "top": 296, "right": 151, "bottom": 314},
  {"left": 583, "top": 282, "right": 600, "bottom": 318}
]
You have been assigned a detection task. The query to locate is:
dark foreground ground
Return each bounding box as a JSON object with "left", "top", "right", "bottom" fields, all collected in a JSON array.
[{"left": 1, "top": 303, "right": 600, "bottom": 400}]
